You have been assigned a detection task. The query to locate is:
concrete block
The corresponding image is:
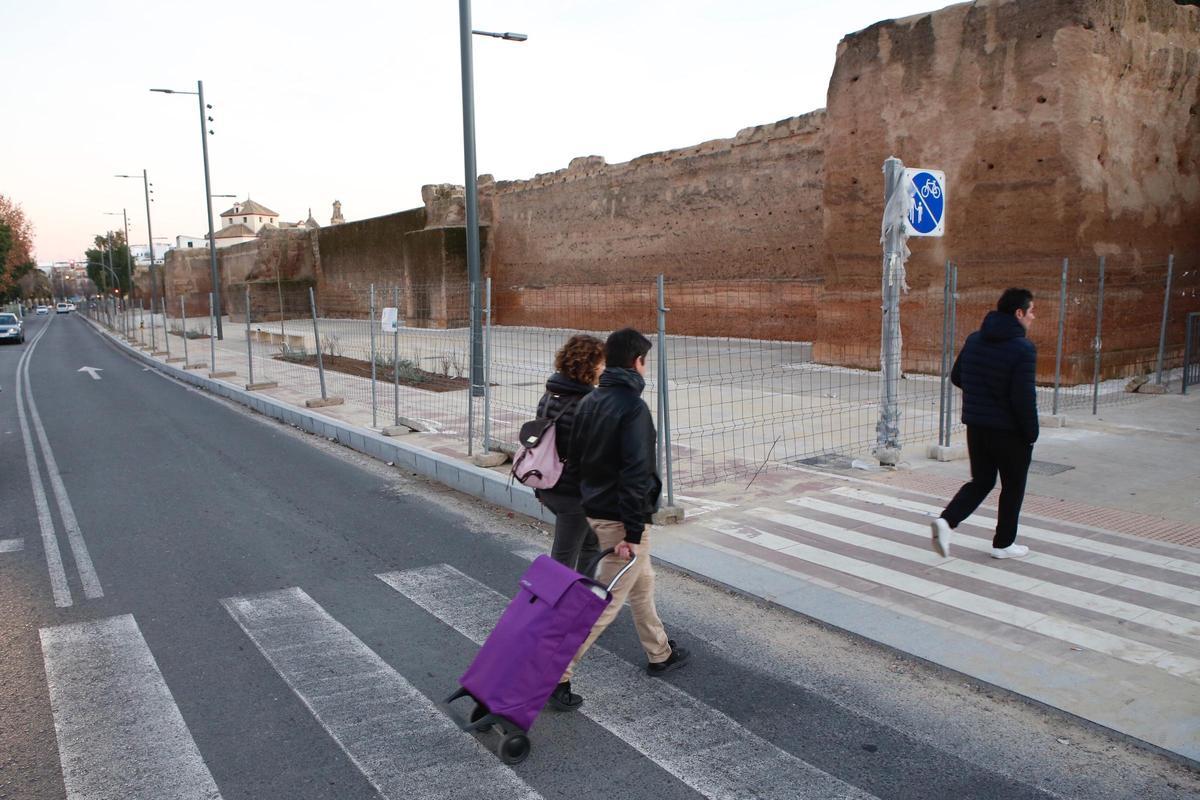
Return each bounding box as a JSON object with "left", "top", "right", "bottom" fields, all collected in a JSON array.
[
  {"left": 184, "top": 362, "right": 208, "bottom": 370},
  {"left": 382, "top": 425, "right": 412, "bottom": 437},
  {"left": 246, "top": 381, "right": 279, "bottom": 391},
  {"left": 1138, "top": 383, "right": 1167, "bottom": 395},
  {"left": 305, "top": 396, "right": 345, "bottom": 408},
  {"left": 1125, "top": 375, "right": 1150, "bottom": 392},
  {"left": 653, "top": 505, "right": 686, "bottom": 525},
  {"left": 491, "top": 440, "right": 519, "bottom": 457},
  {"left": 875, "top": 447, "right": 903, "bottom": 466},
  {"left": 926, "top": 443, "right": 968, "bottom": 461},
  {"left": 396, "top": 415, "right": 434, "bottom": 433},
  {"left": 472, "top": 451, "right": 509, "bottom": 468},
  {"left": 1039, "top": 414, "right": 1067, "bottom": 428},
  {"left": 151, "top": 350, "right": 169, "bottom": 356},
  {"left": 165, "top": 357, "right": 185, "bottom": 363},
  {"left": 209, "top": 370, "right": 237, "bottom": 379}
]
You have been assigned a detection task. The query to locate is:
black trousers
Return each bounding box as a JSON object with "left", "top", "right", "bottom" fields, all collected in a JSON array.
[
  {"left": 941, "top": 426, "right": 1033, "bottom": 549},
  {"left": 538, "top": 490, "right": 601, "bottom": 575}
]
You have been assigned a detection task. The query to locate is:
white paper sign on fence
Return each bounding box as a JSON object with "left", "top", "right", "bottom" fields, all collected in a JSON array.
[{"left": 381, "top": 307, "right": 398, "bottom": 333}]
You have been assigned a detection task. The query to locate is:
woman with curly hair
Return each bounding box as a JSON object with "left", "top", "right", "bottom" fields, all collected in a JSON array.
[{"left": 536, "top": 334, "right": 606, "bottom": 573}]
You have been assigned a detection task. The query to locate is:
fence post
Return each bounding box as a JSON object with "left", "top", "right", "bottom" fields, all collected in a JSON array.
[
  {"left": 181, "top": 296, "right": 189, "bottom": 367},
  {"left": 393, "top": 286, "right": 400, "bottom": 426},
  {"left": 245, "top": 286, "right": 254, "bottom": 385},
  {"left": 370, "top": 284, "right": 378, "bottom": 428},
  {"left": 161, "top": 296, "right": 171, "bottom": 358},
  {"left": 938, "top": 260, "right": 951, "bottom": 447},
  {"left": 209, "top": 292, "right": 217, "bottom": 371},
  {"left": 467, "top": 282, "right": 476, "bottom": 457},
  {"left": 945, "top": 264, "right": 958, "bottom": 444},
  {"left": 1184, "top": 313, "right": 1197, "bottom": 395},
  {"left": 876, "top": 157, "right": 904, "bottom": 463},
  {"left": 1156, "top": 254, "right": 1174, "bottom": 385},
  {"left": 1053, "top": 257, "right": 1068, "bottom": 416},
  {"left": 1092, "top": 256, "right": 1106, "bottom": 415},
  {"left": 309, "top": 287, "right": 327, "bottom": 400},
  {"left": 656, "top": 275, "right": 675, "bottom": 507},
  {"left": 483, "top": 277, "right": 493, "bottom": 451}
]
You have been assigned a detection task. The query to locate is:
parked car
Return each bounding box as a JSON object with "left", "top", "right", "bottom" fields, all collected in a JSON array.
[
  {"left": 35, "top": 305, "right": 49, "bottom": 315},
  {"left": 0, "top": 313, "right": 24, "bottom": 343},
  {"left": 56, "top": 302, "right": 71, "bottom": 314},
  {"left": 68, "top": 302, "right": 76, "bottom": 311}
]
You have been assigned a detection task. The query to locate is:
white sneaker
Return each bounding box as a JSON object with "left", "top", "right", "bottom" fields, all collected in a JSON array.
[
  {"left": 930, "top": 518, "right": 951, "bottom": 558},
  {"left": 991, "top": 544, "right": 1030, "bottom": 559}
]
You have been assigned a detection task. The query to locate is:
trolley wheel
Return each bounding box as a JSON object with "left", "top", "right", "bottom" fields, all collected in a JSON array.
[{"left": 497, "top": 731, "right": 531, "bottom": 765}]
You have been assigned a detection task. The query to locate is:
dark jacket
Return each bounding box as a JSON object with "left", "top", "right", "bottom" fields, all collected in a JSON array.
[
  {"left": 534, "top": 372, "right": 593, "bottom": 498},
  {"left": 952, "top": 310, "right": 1039, "bottom": 443},
  {"left": 568, "top": 367, "right": 662, "bottom": 543}
]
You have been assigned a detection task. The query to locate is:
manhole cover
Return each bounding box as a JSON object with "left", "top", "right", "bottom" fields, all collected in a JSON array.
[{"left": 1029, "top": 460, "right": 1075, "bottom": 476}]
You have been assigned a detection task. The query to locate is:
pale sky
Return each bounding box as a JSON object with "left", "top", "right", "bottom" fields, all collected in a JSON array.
[{"left": 1, "top": 0, "right": 942, "bottom": 265}]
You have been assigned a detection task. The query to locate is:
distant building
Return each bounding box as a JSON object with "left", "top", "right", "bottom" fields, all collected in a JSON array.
[{"left": 169, "top": 196, "right": 342, "bottom": 251}]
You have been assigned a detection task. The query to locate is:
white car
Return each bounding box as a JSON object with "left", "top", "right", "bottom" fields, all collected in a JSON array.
[
  {"left": 56, "top": 302, "right": 71, "bottom": 314},
  {"left": 0, "top": 312, "right": 23, "bottom": 343},
  {"left": 35, "top": 305, "right": 49, "bottom": 315}
]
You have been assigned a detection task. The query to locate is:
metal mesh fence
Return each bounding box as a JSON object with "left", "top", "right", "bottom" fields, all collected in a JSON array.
[{"left": 85, "top": 251, "right": 1198, "bottom": 493}]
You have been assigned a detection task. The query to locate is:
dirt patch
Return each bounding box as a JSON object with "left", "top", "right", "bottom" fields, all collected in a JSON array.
[{"left": 273, "top": 353, "right": 468, "bottom": 392}]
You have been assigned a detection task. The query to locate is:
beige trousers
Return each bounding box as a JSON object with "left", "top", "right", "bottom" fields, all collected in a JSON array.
[{"left": 561, "top": 518, "right": 672, "bottom": 682}]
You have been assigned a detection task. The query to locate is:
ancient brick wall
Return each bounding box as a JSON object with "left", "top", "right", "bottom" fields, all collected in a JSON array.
[{"left": 314, "top": 208, "right": 425, "bottom": 318}]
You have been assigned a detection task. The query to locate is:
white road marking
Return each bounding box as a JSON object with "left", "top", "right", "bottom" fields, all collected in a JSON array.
[
  {"left": 0, "top": 538, "right": 24, "bottom": 553},
  {"left": 77, "top": 366, "right": 103, "bottom": 380},
  {"left": 699, "top": 516, "right": 1200, "bottom": 682},
  {"left": 22, "top": 319, "right": 103, "bottom": 599},
  {"left": 830, "top": 488, "right": 1200, "bottom": 604},
  {"left": 764, "top": 500, "right": 1200, "bottom": 641},
  {"left": 831, "top": 487, "right": 1200, "bottom": 579},
  {"left": 39, "top": 614, "right": 222, "bottom": 800},
  {"left": 14, "top": 320, "right": 71, "bottom": 607},
  {"left": 222, "top": 587, "right": 542, "bottom": 800},
  {"left": 379, "top": 565, "right": 878, "bottom": 800}
]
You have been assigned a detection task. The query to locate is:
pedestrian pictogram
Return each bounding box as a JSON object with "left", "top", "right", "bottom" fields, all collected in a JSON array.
[{"left": 903, "top": 168, "right": 946, "bottom": 237}]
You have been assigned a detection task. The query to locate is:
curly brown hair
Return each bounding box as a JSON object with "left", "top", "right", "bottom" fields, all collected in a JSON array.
[{"left": 555, "top": 334, "right": 605, "bottom": 385}]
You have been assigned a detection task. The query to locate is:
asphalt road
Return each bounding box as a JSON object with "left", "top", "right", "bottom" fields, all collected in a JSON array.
[{"left": 0, "top": 314, "right": 1196, "bottom": 800}]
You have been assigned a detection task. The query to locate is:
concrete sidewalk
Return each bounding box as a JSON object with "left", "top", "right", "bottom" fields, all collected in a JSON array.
[{"left": 93, "top": 317, "right": 1200, "bottom": 765}]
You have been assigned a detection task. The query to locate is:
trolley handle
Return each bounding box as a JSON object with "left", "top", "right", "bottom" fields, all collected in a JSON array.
[{"left": 582, "top": 547, "right": 639, "bottom": 594}]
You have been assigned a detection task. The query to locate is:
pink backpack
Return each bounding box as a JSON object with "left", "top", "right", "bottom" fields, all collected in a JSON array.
[{"left": 511, "top": 397, "right": 569, "bottom": 490}]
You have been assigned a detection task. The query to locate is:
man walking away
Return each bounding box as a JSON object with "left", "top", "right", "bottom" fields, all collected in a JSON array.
[
  {"left": 931, "top": 288, "right": 1038, "bottom": 560},
  {"left": 548, "top": 328, "right": 690, "bottom": 712}
]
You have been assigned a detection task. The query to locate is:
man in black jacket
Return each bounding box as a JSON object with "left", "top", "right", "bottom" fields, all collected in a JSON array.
[
  {"left": 932, "top": 288, "right": 1039, "bottom": 560},
  {"left": 549, "top": 328, "right": 690, "bottom": 712}
]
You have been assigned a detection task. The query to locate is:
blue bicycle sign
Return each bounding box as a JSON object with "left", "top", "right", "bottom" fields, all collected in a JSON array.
[{"left": 904, "top": 168, "right": 946, "bottom": 237}]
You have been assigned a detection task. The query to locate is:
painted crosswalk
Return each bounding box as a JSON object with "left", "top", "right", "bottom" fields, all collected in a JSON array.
[
  {"left": 223, "top": 587, "right": 542, "bottom": 800},
  {"left": 692, "top": 486, "right": 1200, "bottom": 685},
  {"left": 39, "top": 615, "right": 223, "bottom": 800},
  {"left": 0, "top": 538, "right": 24, "bottom": 553},
  {"left": 379, "top": 564, "right": 878, "bottom": 800}
]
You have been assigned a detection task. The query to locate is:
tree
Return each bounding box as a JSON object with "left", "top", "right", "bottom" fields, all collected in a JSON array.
[
  {"left": 85, "top": 229, "right": 134, "bottom": 296},
  {"left": 0, "top": 195, "right": 36, "bottom": 301}
]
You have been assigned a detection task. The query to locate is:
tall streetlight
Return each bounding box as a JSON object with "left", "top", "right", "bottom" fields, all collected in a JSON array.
[
  {"left": 459, "top": 2, "right": 527, "bottom": 413},
  {"left": 150, "top": 81, "right": 224, "bottom": 338},
  {"left": 116, "top": 171, "right": 160, "bottom": 332},
  {"left": 104, "top": 212, "right": 131, "bottom": 336}
]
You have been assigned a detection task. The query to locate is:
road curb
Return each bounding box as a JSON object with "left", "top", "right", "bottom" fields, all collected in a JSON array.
[{"left": 85, "top": 318, "right": 552, "bottom": 525}]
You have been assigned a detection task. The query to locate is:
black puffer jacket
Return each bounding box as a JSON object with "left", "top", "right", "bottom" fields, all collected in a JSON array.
[
  {"left": 952, "top": 311, "right": 1039, "bottom": 443},
  {"left": 568, "top": 367, "right": 662, "bottom": 543},
  {"left": 534, "top": 372, "right": 593, "bottom": 497}
]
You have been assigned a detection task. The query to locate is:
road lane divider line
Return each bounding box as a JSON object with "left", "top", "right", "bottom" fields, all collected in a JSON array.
[
  {"left": 39, "top": 614, "right": 223, "bottom": 800},
  {"left": 222, "top": 587, "right": 543, "bottom": 800},
  {"left": 15, "top": 319, "right": 71, "bottom": 607},
  {"left": 700, "top": 515, "right": 1200, "bottom": 683},
  {"left": 379, "top": 565, "right": 878, "bottom": 800},
  {"left": 787, "top": 497, "right": 1200, "bottom": 640},
  {"left": 21, "top": 314, "right": 104, "bottom": 599}
]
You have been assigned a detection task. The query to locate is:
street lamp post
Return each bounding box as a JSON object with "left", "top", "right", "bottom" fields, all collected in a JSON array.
[
  {"left": 116, "top": 171, "right": 160, "bottom": 342},
  {"left": 151, "top": 81, "right": 223, "bottom": 339},
  {"left": 458, "top": 3, "right": 526, "bottom": 452}
]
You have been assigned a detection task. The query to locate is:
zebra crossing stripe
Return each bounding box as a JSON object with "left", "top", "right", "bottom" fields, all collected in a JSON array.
[
  {"left": 39, "top": 615, "right": 223, "bottom": 800},
  {"left": 378, "top": 565, "right": 879, "bottom": 800},
  {"left": 222, "top": 587, "right": 542, "bottom": 800},
  {"left": 830, "top": 487, "right": 1200, "bottom": 580},
  {"left": 699, "top": 516, "right": 1200, "bottom": 682},
  {"left": 826, "top": 489, "right": 1200, "bottom": 606},
  {"left": 782, "top": 498, "right": 1200, "bottom": 641},
  {"left": 0, "top": 538, "right": 23, "bottom": 553}
]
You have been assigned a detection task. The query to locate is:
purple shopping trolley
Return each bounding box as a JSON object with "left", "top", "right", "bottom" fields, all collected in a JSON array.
[{"left": 446, "top": 548, "right": 636, "bottom": 764}]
